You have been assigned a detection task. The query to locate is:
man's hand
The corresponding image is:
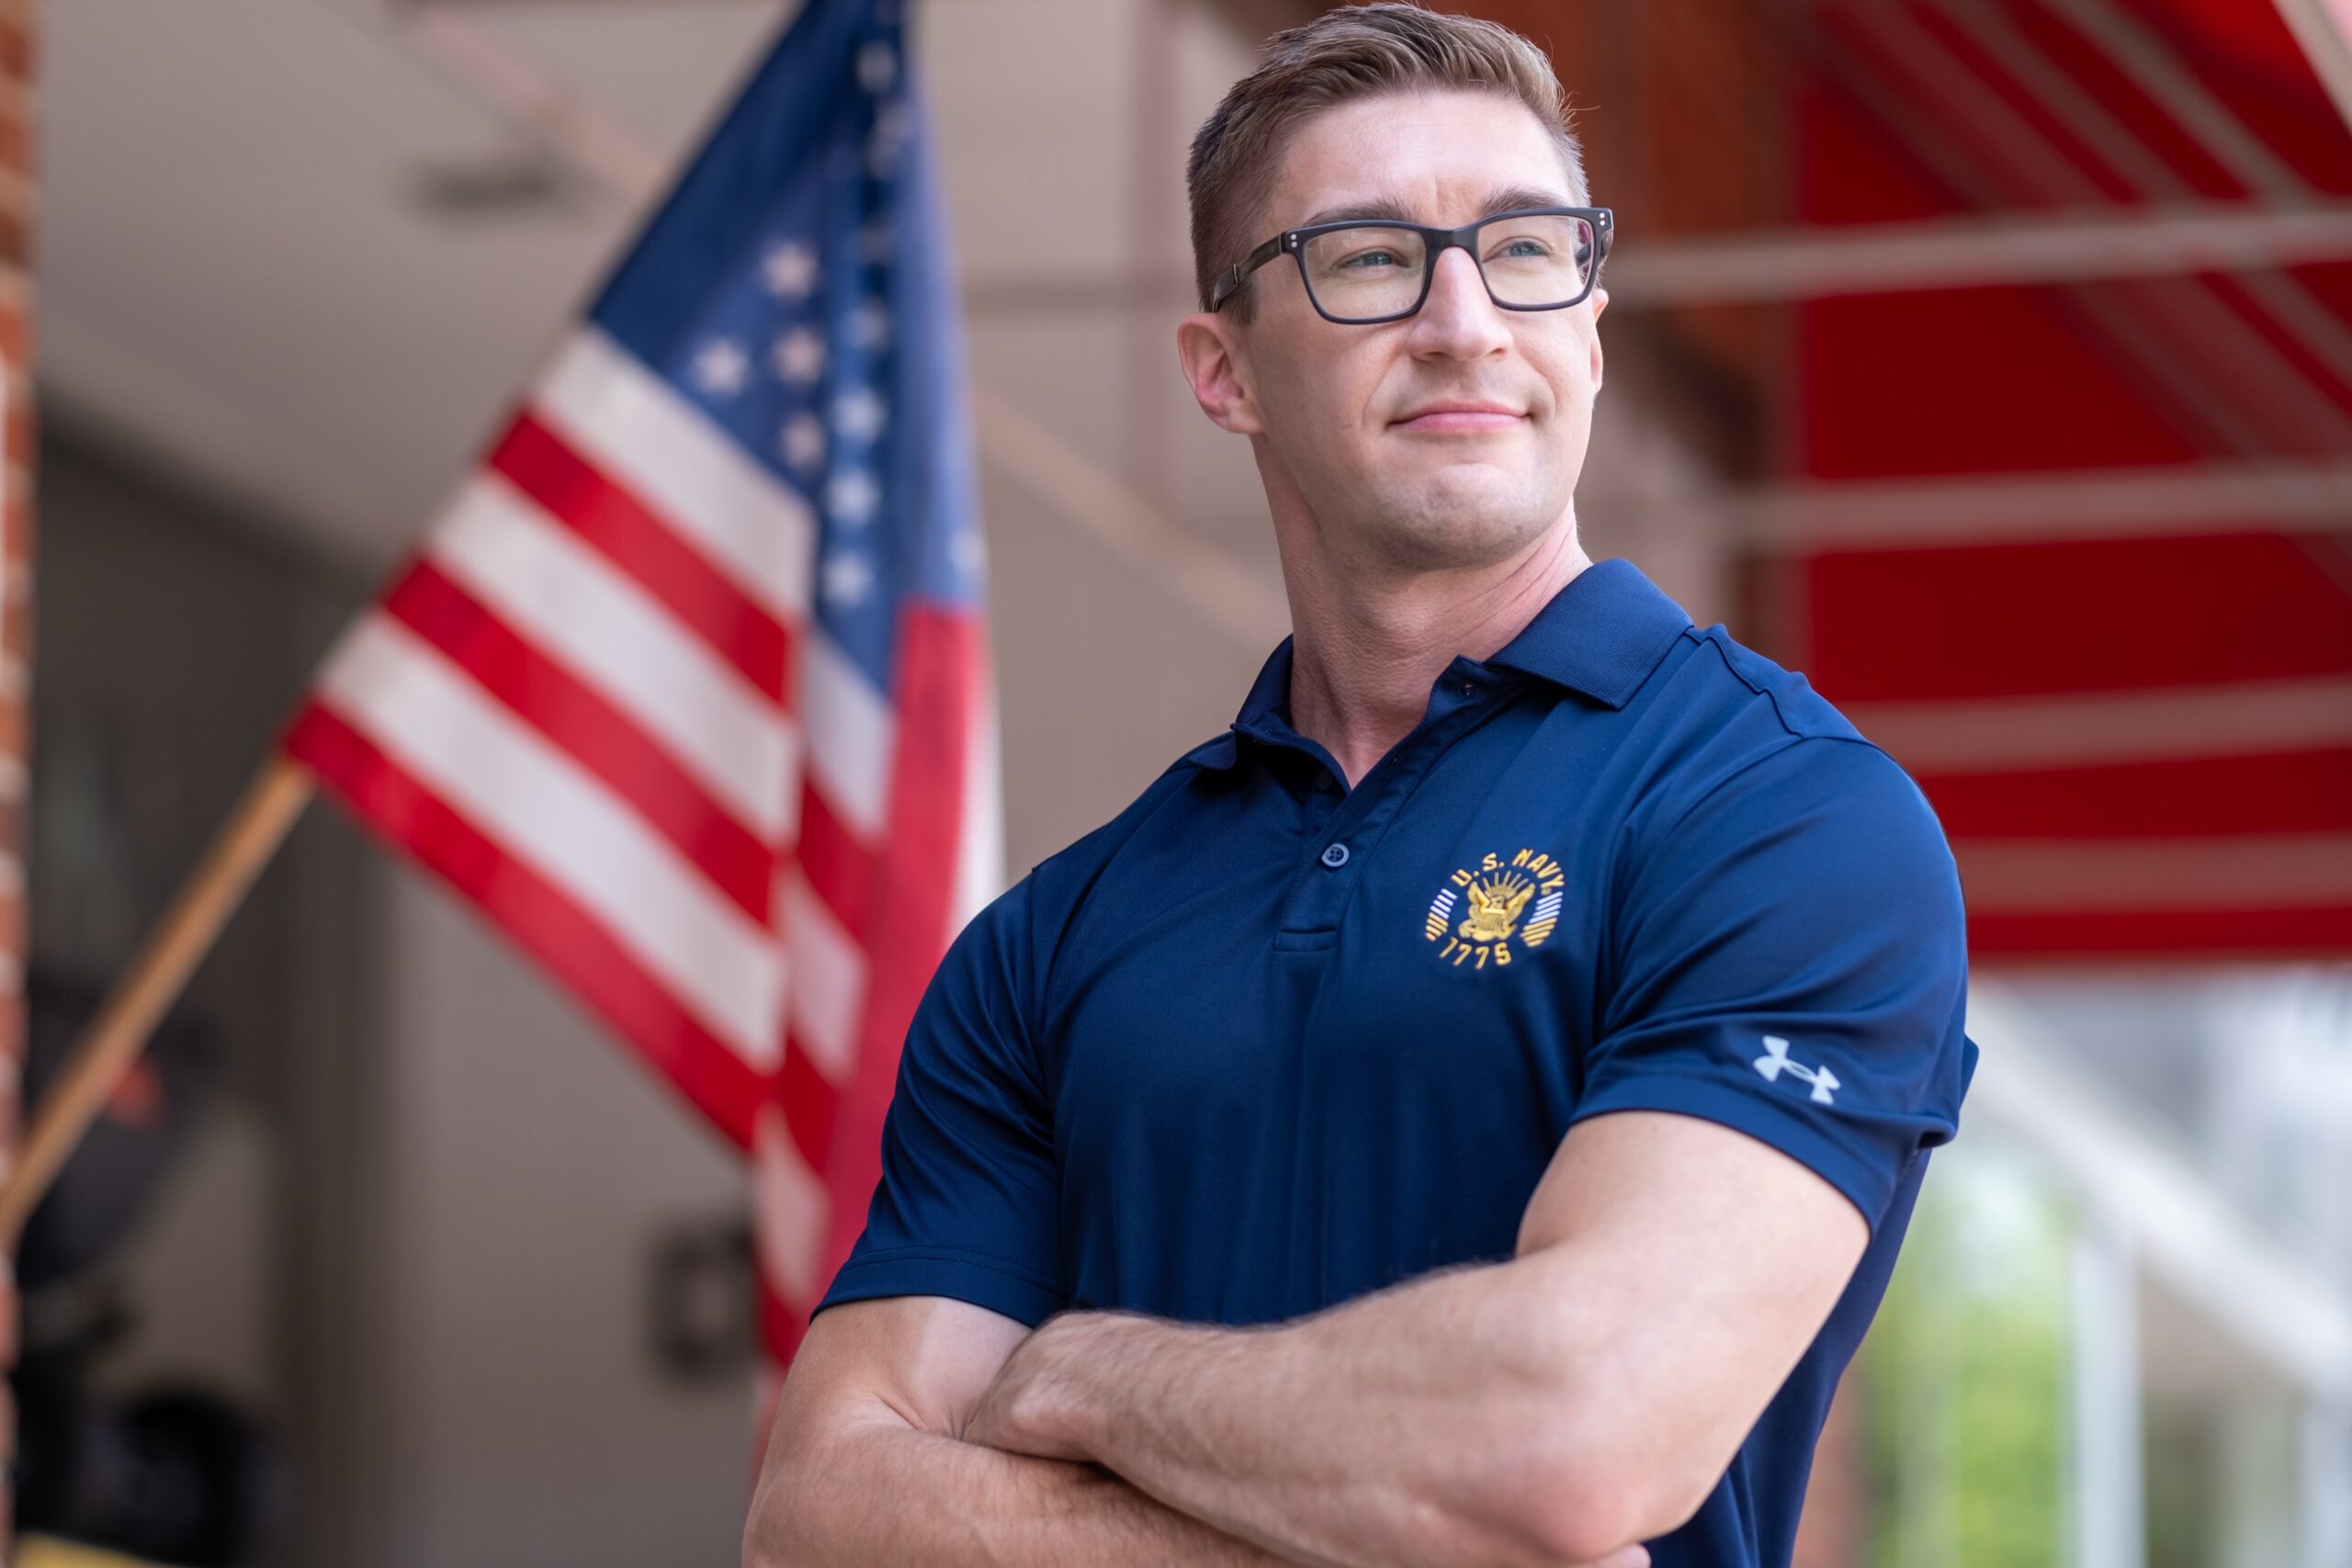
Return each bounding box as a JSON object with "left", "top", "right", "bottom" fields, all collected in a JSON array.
[{"left": 960, "top": 1311, "right": 1103, "bottom": 1461}]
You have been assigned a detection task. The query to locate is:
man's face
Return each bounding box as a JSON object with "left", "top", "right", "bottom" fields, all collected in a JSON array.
[{"left": 1182, "top": 89, "right": 1606, "bottom": 576}]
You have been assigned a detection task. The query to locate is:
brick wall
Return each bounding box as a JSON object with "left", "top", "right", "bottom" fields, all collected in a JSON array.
[{"left": 0, "top": 0, "right": 33, "bottom": 1552}]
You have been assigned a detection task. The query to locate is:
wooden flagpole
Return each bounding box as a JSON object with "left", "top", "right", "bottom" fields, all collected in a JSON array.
[{"left": 0, "top": 755, "right": 317, "bottom": 1247}]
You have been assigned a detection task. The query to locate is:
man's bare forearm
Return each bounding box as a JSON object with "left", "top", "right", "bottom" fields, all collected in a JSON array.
[
  {"left": 961, "top": 1256, "right": 1651, "bottom": 1568},
  {"left": 744, "top": 1410, "right": 1301, "bottom": 1568}
]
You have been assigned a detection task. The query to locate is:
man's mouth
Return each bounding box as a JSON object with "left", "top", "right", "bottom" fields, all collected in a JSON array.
[{"left": 1390, "top": 402, "right": 1526, "bottom": 433}]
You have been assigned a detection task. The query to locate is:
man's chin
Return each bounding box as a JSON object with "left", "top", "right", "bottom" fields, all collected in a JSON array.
[
  {"left": 1362, "top": 490, "right": 1554, "bottom": 571},
  {"left": 1395, "top": 464, "right": 1545, "bottom": 523}
]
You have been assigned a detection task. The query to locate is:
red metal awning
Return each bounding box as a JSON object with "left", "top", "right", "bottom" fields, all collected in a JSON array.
[{"left": 1786, "top": 0, "right": 2352, "bottom": 960}]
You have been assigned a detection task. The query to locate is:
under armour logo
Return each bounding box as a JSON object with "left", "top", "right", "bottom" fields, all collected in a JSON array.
[{"left": 1754, "top": 1035, "right": 1839, "bottom": 1106}]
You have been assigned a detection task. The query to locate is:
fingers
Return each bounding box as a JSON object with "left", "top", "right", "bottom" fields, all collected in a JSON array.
[{"left": 1579, "top": 1547, "right": 1648, "bottom": 1568}]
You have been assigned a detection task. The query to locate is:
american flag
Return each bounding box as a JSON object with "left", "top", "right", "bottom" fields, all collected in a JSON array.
[{"left": 279, "top": 0, "right": 1001, "bottom": 1371}]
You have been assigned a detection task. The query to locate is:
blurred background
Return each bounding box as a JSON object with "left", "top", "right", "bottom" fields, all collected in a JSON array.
[{"left": 7, "top": 0, "right": 2351, "bottom": 1563}]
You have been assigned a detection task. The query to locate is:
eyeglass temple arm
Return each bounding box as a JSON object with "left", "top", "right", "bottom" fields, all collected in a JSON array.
[{"left": 1210, "top": 233, "right": 1287, "bottom": 311}]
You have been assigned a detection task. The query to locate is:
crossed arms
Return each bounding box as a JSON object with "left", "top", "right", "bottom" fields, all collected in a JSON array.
[{"left": 742, "top": 1109, "right": 1870, "bottom": 1567}]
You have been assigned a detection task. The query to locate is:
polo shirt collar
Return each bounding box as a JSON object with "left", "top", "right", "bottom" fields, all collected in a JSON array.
[
  {"left": 1191, "top": 558, "right": 1692, "bottom": 773},
  {"left": 1483, "top": 557, "right": 1693, "bottom": 706},
  {"left": 1180, "top": 644, "right": 1292, "bottom": 773}
]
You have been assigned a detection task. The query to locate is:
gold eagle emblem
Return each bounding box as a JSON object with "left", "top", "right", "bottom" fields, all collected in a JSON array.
[
  {"left": 1425, "top": 848, "right": 1566, "bottom": 970},
  {"left": 1459, "top": 874, "right": 1536, "bottom": 942}
]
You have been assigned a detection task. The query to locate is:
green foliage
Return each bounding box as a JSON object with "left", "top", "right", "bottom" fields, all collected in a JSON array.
[{"left": 1854, "top": 1149, "right": 2071, "bottom": 1568}]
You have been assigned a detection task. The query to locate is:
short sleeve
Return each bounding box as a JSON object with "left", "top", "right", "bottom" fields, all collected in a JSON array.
[
  {"left": 1572, "top": 738, "right": 1977, "bottom": 1233},
  {"left": 813, "top": 876, "right": 1067, "bottom": 1325}
]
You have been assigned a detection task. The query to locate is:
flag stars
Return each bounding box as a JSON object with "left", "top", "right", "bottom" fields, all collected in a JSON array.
[
  {"left": 773, "top": 326, "right": 826, "bottom": 385},
  {"left": 949, "top": 526, "right": 987, "bottom": 578},
  {"left": 833, "top": 387, "right": 886, "bottom": 444},
  {"left": 848, "top": 299, "right": 892, "bottom": 351},
  {"left": 762, "top": 241, "right": 819, "bottom": 300},
  {"left": 866, "top": 113, "right": 914, "bottom": 177},
  {"left": 781, "top": 412, "right": 825, "bottom": 474},
  {"left": 865, "top": 99, "right": 913, "bottom": 176},
  {"left": 858, "top": 220, "right": 894, "bottom": 264},
  {"left": 828, "top": 468, "right": 880, "bottom": 526},
  {"left": 691, "top": 337, "right": 750, "bottom": 397},
  {"left": 821, "top": 549, "right": 876, "bottom": 609},
  {"left": 856, "top": 40, "right": 898, "bottom": 95}
]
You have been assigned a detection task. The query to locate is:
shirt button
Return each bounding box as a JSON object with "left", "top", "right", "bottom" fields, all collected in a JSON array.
[
  {"left": 1319, "top": 842, "right": 1351, "bottom": 869},
  {"left": 1314, "top": 767, "right": 1337, "bottom": 792},
  {"left": 1459, "top": 680, "right": 1477, "bottom": 697}
]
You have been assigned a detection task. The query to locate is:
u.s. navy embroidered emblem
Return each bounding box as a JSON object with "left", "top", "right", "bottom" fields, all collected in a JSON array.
[{"left": 1424, "top": 848, "right": 1566, "bottom": 968}]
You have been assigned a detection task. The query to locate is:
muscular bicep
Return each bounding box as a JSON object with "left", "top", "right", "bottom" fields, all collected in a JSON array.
[
  {"left": 1519, "top": 1109, "right": 1867, "bottom": 1274},
  {"left": 769, "top": 1296, "right": 1034, "bottom": 1450},
  {"left": 1511, "top": 1111, "right": 1867, "bottom": 1514}
]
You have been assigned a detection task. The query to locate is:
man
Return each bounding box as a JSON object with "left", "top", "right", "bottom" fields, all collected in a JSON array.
[{"left": 745, "top": 6, "right": 1975, "bottom": 1565}]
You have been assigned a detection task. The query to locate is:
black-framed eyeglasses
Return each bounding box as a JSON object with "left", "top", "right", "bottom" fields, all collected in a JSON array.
[{"left": 1208, "top": 206, "right": 1613, "bottom": 323}]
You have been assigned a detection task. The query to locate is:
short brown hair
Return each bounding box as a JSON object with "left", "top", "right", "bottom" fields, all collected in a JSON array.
[{"left": 1186, "top": 3, "right": 1589, "bottom": 321}]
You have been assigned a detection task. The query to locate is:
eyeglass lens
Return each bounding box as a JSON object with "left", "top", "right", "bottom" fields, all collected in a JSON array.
[{"left": 1299, "top": 214, "right": 1597, "bottom": 321}]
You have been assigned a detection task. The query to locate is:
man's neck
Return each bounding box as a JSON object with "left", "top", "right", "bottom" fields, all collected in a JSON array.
[{"left": 1282, "top": 523, "right": 1591, "bottom": 789}]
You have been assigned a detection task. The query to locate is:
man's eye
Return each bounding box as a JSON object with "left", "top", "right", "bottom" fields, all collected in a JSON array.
[
  {"left": 1339, "top": 249, "right": 1408, "bottom": 270},
  {"left": 1488, "top": 237, "right": 1555, "bottom": 261}
]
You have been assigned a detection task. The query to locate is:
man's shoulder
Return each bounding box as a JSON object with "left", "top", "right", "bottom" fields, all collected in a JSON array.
[
  {"left": 1657, "top": 623, "right": 1869, "bottom": 748},
  {"left": 1625, "top": 622, "right": 1939, "bottom": 837},
  {"left": 1615, "top": 630, "right": 1965, "bottom": 977}
]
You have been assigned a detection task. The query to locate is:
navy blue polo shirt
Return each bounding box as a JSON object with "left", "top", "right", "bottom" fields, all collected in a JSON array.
[{"left": 817, "top": 557, "right": 1976, "bottom": 1567}]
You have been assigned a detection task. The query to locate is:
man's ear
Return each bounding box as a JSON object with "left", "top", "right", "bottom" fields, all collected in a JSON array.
[
  {"left": 1176, "top": 311, "right": 1264, "bottom": 435},
  {"left": 1589, "top": 286, "right": 1607, "bottom": 390}
]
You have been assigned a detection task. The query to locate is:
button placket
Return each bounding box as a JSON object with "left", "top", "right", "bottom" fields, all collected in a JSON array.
[{"left": 1274, "top": 679, "right": 1513, "bottom": 943}]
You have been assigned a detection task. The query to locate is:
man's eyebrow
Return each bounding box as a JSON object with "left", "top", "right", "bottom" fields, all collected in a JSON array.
[
  {"left": 1481, "top": 184, "right": 1577, "bottom": 217},
  {"left": 1292, "top": 186, "right": 1575, "bottom": 231},
  {"left": 1295, "top": 197, "right": 1421, "bottom": 228}
]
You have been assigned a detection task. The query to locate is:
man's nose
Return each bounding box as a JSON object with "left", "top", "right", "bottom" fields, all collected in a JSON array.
[{"left": 1410, "top": 245, "right": 1510, "bottom": 357}]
